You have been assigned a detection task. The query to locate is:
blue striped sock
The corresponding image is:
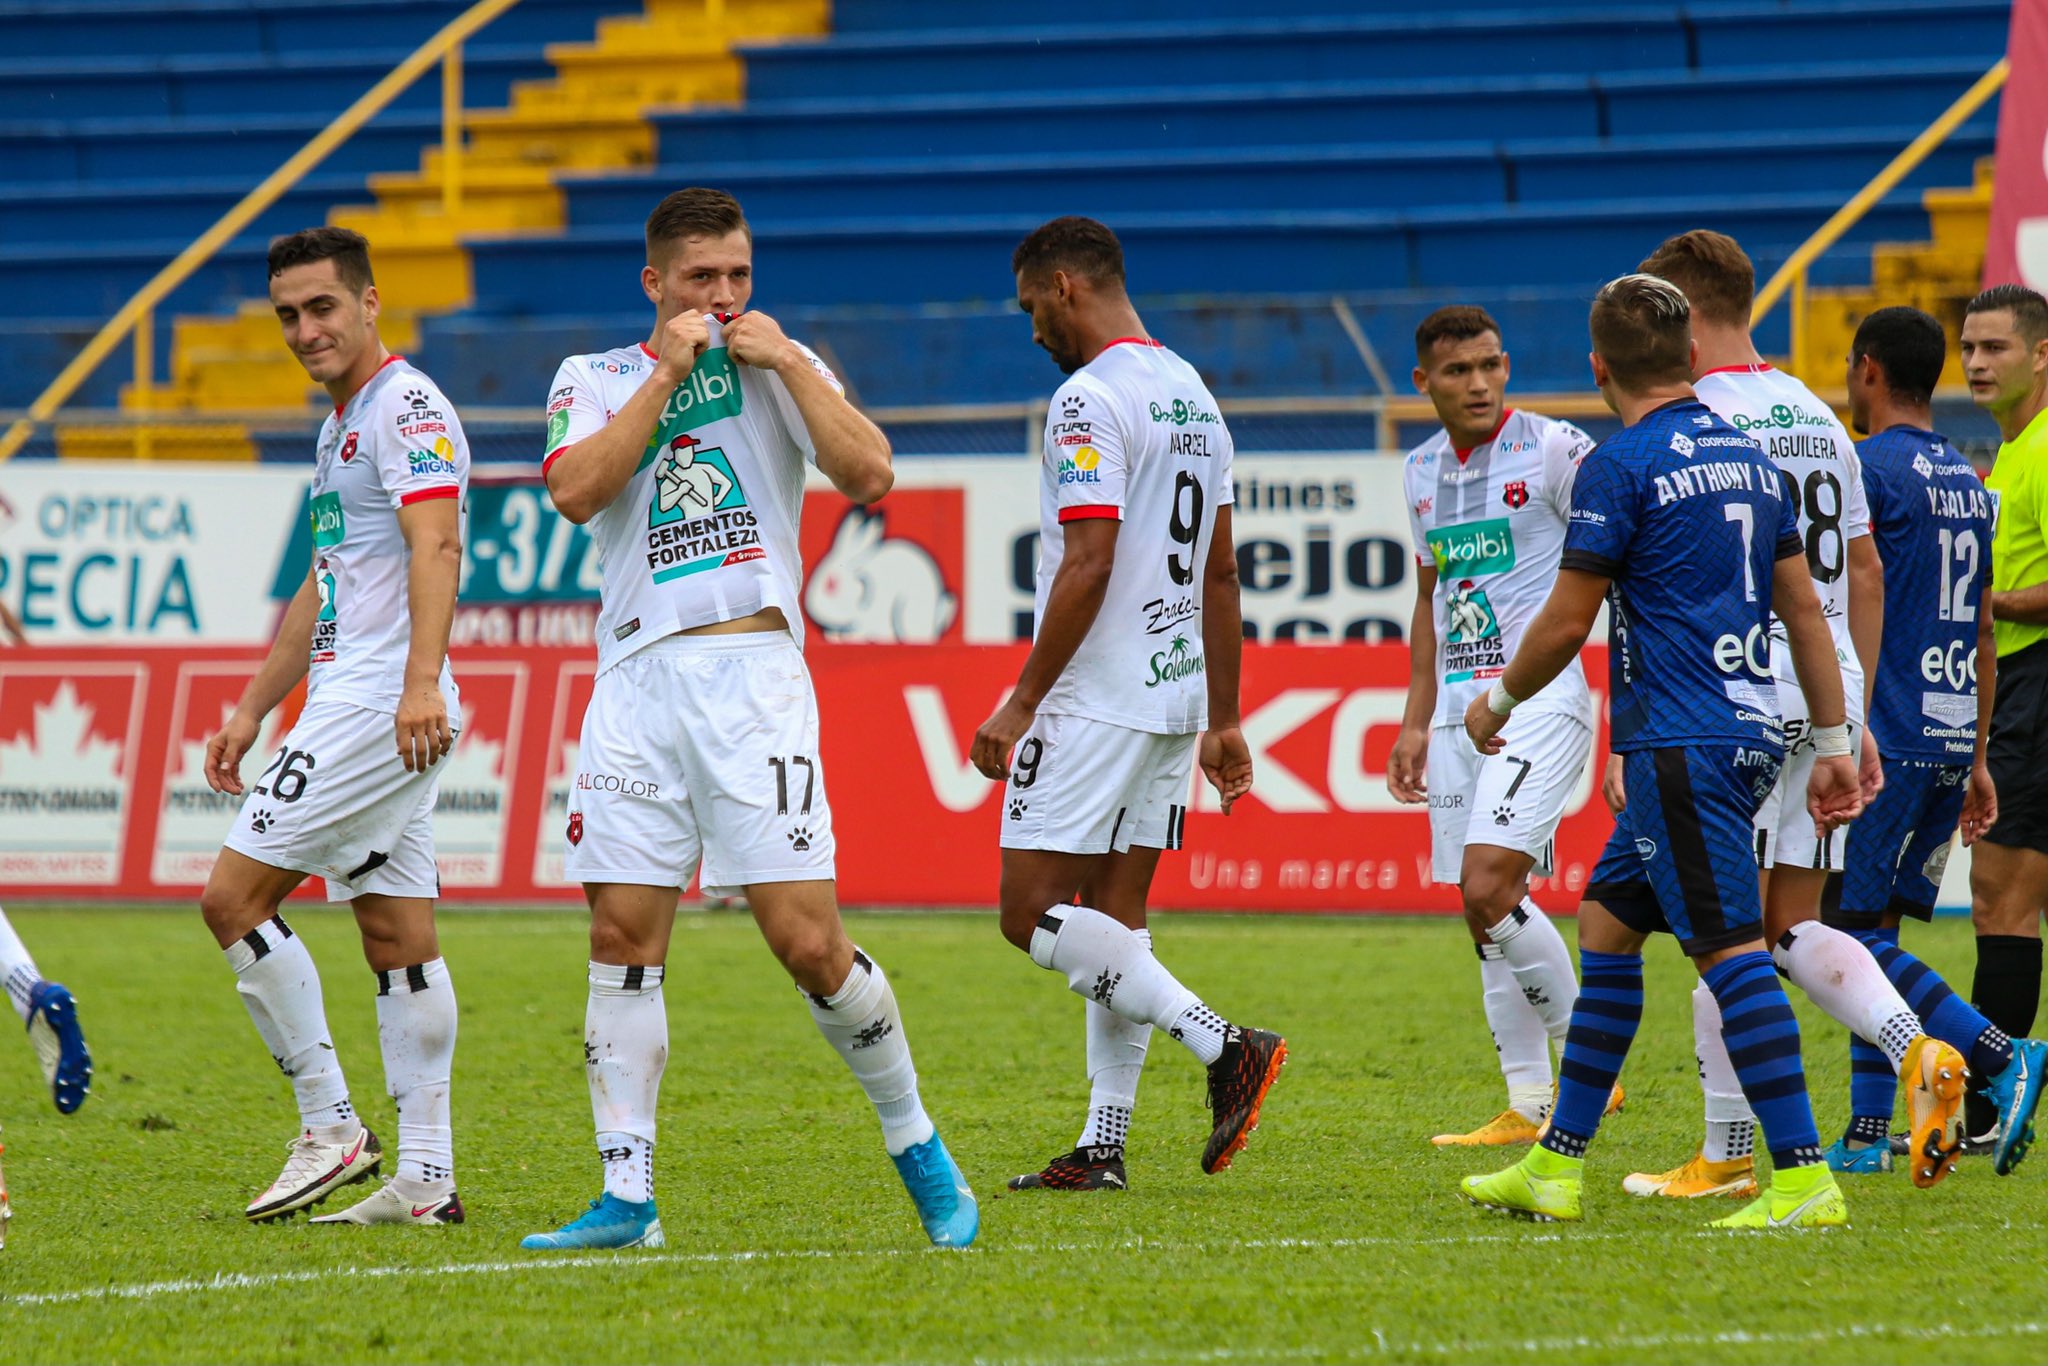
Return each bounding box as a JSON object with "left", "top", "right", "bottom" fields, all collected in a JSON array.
[
  {"left": 1855, "top": 927, "right": 2014, "bottom": 1078},
  {"left": 1539, "top": 950, "right": 1642, "bottom": 1160},
  {"left": 1844, "top": 928, "right": 1900, "bottom": 1135},
  {"left": 1703, "top": 950, "right": 1822, "bottom": 1169}
]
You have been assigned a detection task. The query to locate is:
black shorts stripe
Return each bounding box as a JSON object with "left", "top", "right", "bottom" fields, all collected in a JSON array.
[
  {"left": 1108, "top": 808, "right": 1125, "bottom": 850},
  {"left": 1652, "top": 748, "right": 1728, "bottom": 944},
  {"left": 1755, "top": 829, "right": 1769, "bottom": 869},
  {"left": 346, "top": 849, "right": 390, "bottom": 881},
  {"left": 1169, "top": 804, "right": 1186, "bottom": 851}
]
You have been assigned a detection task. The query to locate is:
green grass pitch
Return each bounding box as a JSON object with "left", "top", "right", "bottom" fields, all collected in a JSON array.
[{"left": 0, "top": 906, "right": 2042, "bottom": 1365}]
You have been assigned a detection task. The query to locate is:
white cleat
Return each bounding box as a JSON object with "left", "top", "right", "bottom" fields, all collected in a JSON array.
[
  {"left": 311, "top": 1179, "right": 464, "bottom": 1225},
  {"left": 245, "top": 1125, "right": 381, "bottom": 1222}
]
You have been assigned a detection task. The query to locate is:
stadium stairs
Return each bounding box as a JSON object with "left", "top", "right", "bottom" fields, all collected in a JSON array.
[{"left": 0, "top": 0, "right": 2012, "bottom": 458}]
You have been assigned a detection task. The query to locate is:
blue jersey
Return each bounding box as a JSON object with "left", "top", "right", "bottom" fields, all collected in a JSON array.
[
  {"left": 1859, "top": 425, "right": 1992, "bottom": 762},
  {"left": 1560, "top": 398, "right": 1799, "bottom": 751}
]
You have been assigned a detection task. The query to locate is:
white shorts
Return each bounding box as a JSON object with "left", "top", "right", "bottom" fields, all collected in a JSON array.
[
  {"left": 222, "top": 697, "right": 450, "bottom": 902},
  {"left": 1425, "top": 710, "right": 1593, "bottom": 886},
  {"left": 564, "top": 632, "right": 836, "bottom": 896},
  {"left": 998, "top": 712, "right": 1195, "bottom": 854},
  {"left": 1754, "top": 660, "right": 1865, "bottom": 872}
]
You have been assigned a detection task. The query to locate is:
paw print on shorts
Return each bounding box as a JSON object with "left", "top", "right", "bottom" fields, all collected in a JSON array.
[
  {"left": 1008, "top": 799, "right": 1028, "bottom": 821},
  {"left": 248, "top": 809, "right": 276, "bottom": 834},
  {"left": 1492, "top": 805, "right": 1514, "bottom": 827},
  {"left": 787, "top": 827, "right": 813, "bottom": 852}
]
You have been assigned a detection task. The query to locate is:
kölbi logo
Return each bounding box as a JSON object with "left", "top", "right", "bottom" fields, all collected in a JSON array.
[
  {"left": 1425, "top": 518, "right": 1516, "bottom": 578},
  {"left": 654, "top": 347, "right": 743, "bottom": 430}
]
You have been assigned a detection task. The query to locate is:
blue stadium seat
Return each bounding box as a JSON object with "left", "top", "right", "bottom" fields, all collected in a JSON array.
[{"left": 0, "top": 0, "right": 606, "bottom": 60}]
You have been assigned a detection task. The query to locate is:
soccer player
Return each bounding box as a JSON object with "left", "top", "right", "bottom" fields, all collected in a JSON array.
[
  {"left": 1461, "top": 273, "right": 1859, "bottom": 1229},
  {"left": 1388, "top": 306, "right": 1607, "bottom": 1146},
  {"left": 972, "top": 215, "right": 1281, "bottom": 1190},
  {"left": 1624, "top": 231, "right": 1967, "bottom": 1196},
  {"left": 199, "top": 227, "right": 467, "bottom": 1225},
  {"left": 522, "top": 188, "right": 976, "bottom": 1251},
  {"left": 1822, "top": 304, "right": 2047, "bottom": 1176},
  {"left": 1963, "top": 282, "right": 2048, "bottom": 1160},
  {"left": 0, "top": 910, "right": 91, "bottom": 1113}
]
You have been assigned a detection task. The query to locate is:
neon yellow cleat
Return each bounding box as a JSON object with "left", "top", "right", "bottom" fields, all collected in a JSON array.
[
  {"left": 1621, "top": 1151, "right": 1757, "bottom": 1198},
  {"left": 1460, "top": 1146, "right": 1584, "bottom": 1222},
  {"left": 1432, "top": 1108, "right": 1545, "bottom": 1146},
  {"left": 1709, "top": 1163, "right": 1847, "bottom": 1230},
  {"left": 1901, "top": 1035, "right": 1967, "bottom": 1190}
]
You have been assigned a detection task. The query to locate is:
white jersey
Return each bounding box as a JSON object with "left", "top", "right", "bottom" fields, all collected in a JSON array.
[
  {"left": 1694, "top": 364, "right": 1869, "bottom": 692},
  {"left": 1034, "top": 338, "right": 1236, "bottom": 735},
  {"left": 543, "top": 316, "right": 840, "bottom": 672},
  {"left": 1403, "top": 408, "right": 1595, "bottom": 727},
  {"left": 307, "top": 355, "right": 466, "bottom": 709}
]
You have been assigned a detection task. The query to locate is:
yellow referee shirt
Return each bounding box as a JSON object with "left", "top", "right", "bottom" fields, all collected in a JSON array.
[{"left": 1989, "top": 405, "right": 2048, "bottom": 657}]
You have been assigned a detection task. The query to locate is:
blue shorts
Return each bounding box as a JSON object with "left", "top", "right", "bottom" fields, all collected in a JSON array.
[
  {"left": 1832, "top": 760, "right": 1968, "bottom": 926},
  {"left": 1586, "top": 744, "right": 1782, "bottom": 956}
]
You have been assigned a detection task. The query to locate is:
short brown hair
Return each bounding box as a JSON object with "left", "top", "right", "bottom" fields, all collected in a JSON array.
[
  {"left": 1967, "top": 283, "right": 2048, "bottom": 347},
  {"left": 1011, "top": 216, "right": 1127, "bottom": 287},
  {"left": 1638, "top": 229, "right": 1755, "bottom": 328},
  {"left": 267, "top": 225, "right": 373, "bottom": 294},
  {"left": 1589, "top": 273, "right": 1693, "bottom": 389},
  {"left": 1414, "top": 305, "right": 1501, "bottom": 362},
  {"left": 646, "top": 187, "right": 750, "bottom": 260}
]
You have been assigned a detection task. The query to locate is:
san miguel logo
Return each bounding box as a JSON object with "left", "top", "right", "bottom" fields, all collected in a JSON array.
[{"left": 1502, "top": 480, "right": 1529, "bottom": 510}]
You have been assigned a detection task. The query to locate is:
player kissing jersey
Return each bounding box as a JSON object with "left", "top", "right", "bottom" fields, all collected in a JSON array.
[
  {"left": 1858, "top": 425, "right": 1992, "bottom": 763},
  {"left": 543, "top": 315, "right": 842, "bottom": 672},
  {"left": 1034, "top": 338, "right": 1234, "bottom": 736},
  {"left": 1403, "top": 409, "right": 1596, "bottom": 727}
]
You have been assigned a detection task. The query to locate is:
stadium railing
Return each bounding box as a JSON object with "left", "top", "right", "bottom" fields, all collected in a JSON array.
[{"left": 0, "top": 0, "right": 560, "bottom": 464}]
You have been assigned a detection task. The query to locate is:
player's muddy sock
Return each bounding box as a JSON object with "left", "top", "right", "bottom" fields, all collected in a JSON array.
[
  {"left": 1079, "top": 926, "right": 1151, "bottom": 1150},
  {"left": 1030, "top": 906, "right": 1231, "bottom": 1063},
  {"left": 1773, "top": 922, "right": 1920, "bottom": 1070},
  {"left": 1538, "top": 950, "right": 1641, "bottom": 1159},
  {"left": 804, "top": 947, "right": 933, "bottom": 1156},
  {"left": 1853, "top": 926, "right": 2013, "bottom": 1078},
  {"left": 375, "top": 957, "right": 456, "bottom": 1187},
  {"left": 1704, "top": 951, "right": 1823, "bottom": 1168},
  {"left": 1694, "top": 982, "right": 1758, "bottom": 1161},
  {"left": 225, "top": 914, "right": 352, "bottom": 1129},
  {"left": 0, "top": 911, "right": 43, "bottom": 1024},
  {"left": 1477, "top": 942, "right": 1553, "bottom": 1117},
  {"left": 1486, "top": 899, "right": 1578, "bottom": 1045},
  {"left": 588, "top": 961, "right": 665, "bottom": 1201}
]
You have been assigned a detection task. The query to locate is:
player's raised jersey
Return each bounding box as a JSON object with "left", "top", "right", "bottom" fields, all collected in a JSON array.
[
  {"left": 1694, "top": 364, "right": 1870, "bottom": 688},
  {"left": 1560, "top": 398, "right": 1797, "bottom": 751},
  {"left": 1860, "top": 425, "right": 1992, "bottom": 762},
  {"left": 1035, "top": 337, "right": 1235, "bottom": 735},
  {"left": 543, "top": 316, "right": 840, "bottom": 671},
  {"left": 308, "top": 354, "right": 467, "bottom": 708},
  {"left": 1403, "top": 409, "right": 1596, "bottom": 727}
]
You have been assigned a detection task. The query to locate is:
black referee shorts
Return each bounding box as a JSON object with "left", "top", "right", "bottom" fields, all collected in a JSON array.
[{"left": 1986, "top": 640, "right": 2048, "bottom": 857}]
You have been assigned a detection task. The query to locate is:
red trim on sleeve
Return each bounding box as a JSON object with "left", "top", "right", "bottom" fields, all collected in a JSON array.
[
  {"left": 1102, "top": 336, "right": 1163, "bottom": 351},
  {"left": 1452, "top": 408, "right": 1515, "bottom": 463},
  {"left": 638, "top": 342, "right": 659, "bottom": 359},
  {"left": 1059, "top": 505, "right": 1122, "bottom": 523},
  {"left": 1699, "top": 363, "right": 1774, "bottom": 377},
  {"left": 398, "top": 485, "right": 459, "bottom": 506}
]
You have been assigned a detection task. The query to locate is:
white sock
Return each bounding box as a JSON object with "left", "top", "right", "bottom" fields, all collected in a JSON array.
[
  {"left": 1773, "top": 921, "right": 1921, "bottom": 1071},
  {"left": 0, "top": 909, "right": 42, "bottom": 1024},
  {"left": 1486, "top": 898, "right": 1578, "bottom": 1045},
  {"left": 375, "top": 958, "right": 456, "bottom": 1189},
  {"left": 1078, "top": 927, "right": 1153, "bottom": 1151},
  {"left": 223, "top": 915, "right": 352, "bottom": 1131},
  {"left": 805, "top": 948, "right": 934, "bottom": 1156},
  {"left": 589, "top": 961, "right": 666, "bottom": 1205},
  {"left": 1478, "top": 942, "right": 1553, "bottom": 1121},
  {"left": 1030, "top": 905, "right": 1232, "bottom": 1064},
  {"left": 1693, "top": 982, "right": 1757, "bottom": 1163}
]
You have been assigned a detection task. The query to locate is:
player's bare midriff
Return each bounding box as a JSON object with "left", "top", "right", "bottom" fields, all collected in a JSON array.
[{"left": 679, "top": 605, "right": 789, "bottom": 636}]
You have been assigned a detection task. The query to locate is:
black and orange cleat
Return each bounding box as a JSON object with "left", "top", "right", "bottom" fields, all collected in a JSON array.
[
  {"left": 1007, "top": 1145, "right": 1128, "bottom": 1192},
  {"left": 1202, "top": 1026, "right": 1287, "bottom": 1174}
]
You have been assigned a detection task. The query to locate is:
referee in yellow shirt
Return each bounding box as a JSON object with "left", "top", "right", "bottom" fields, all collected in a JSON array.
[{"left": 1964, "top": 283, "right": 2048, "bottom": 1142}]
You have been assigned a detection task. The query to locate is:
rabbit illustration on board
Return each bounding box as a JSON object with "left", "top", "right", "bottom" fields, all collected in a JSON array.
[{"left": 805, "top": 506, "right": 959, "bottom": 643}]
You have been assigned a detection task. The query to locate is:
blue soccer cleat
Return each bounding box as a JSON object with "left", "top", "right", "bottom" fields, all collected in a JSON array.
[
  {"left": 1823, "top": 1138, "right": 1892, "bottom": 1174},
  {"left": 892, "top": 1132, "right": 978, "bottom": 1248},
  {"left": 1986, "top": 1038, "right": 2048, "bottom": 1176},
  {"left": 519, "top": 1194, "right": 664, "bottom": 1251},
  {"left": 25, "top": 981, "right": 91, "bottom": 1114}
]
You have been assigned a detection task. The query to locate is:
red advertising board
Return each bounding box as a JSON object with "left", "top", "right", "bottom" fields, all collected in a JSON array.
[
  {"left": 0, "top": 643, "right": 1611, "bottom": 912},
  {"left": 1985, "top": 0, "right": 2048, "bottom": 289}
]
